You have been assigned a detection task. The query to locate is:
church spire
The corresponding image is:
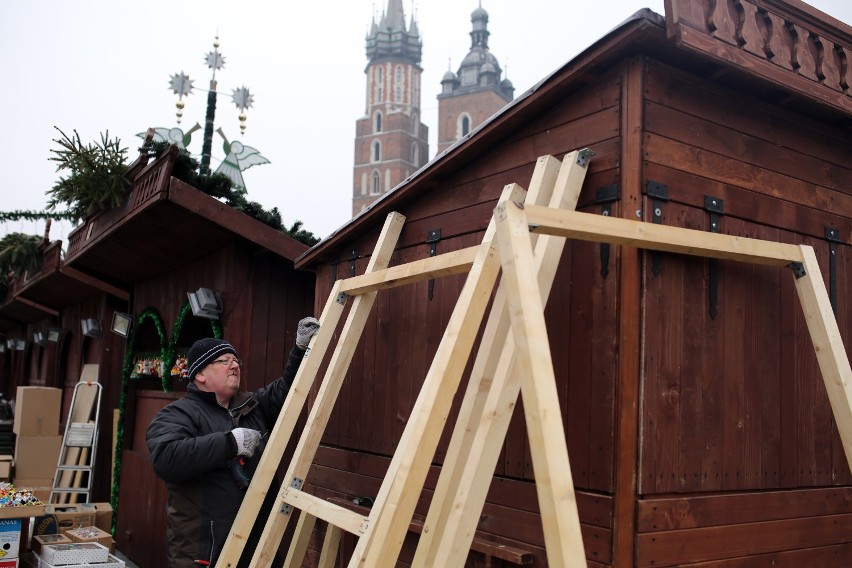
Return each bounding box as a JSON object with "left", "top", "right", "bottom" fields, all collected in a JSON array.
[
  {"left": 386, "top": 0, "right": 406, "bottom": 32},
  {"left": 366, "top": 0, "right": 421, "bottom": 64}
]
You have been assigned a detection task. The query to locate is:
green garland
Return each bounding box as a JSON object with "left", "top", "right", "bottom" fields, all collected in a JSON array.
[
  {"left": 0, "top": 210, "right": 77, "bottom": 222},
  {"left": 110, "top": 304, "right": 222, "bottom": 533}
]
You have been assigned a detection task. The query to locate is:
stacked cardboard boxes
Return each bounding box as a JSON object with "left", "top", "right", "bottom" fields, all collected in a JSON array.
[{"left": 12, "top": 388, "right": 62, "bottom": 498}]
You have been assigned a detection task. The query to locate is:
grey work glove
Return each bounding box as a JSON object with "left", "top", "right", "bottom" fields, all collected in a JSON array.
[
  {"left": 231, "top": 428, "right": 261, "bottom": 457},
  {"left": 296, "top": 317, "right": 320, "bottom": 349}
]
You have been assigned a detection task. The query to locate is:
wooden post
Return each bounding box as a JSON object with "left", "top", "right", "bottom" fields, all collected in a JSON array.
[
  {"left": 414, "top": 149, "right": 592, "bottom": 566},
  {"left": 348, "top": 184, "right": 525, "bottom": 567},
  {"left": 244, "top": 212, "right": 406, "bottom": 567},
  {"left": 792, "top": 245, "right": 852, "bottom": 471},
  {"left": 493, "top": 200, "right": 587, "bottom": 567},
  {"left": 219, "top": 212, "right": 405, "bottom": 568}
]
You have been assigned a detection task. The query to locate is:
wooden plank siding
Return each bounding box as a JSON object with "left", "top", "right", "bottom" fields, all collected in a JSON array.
[
  {"left": 303, "top": 446, "right": 614, "bottom": 566},
  {"left": 636, "top": 489, "right": 852, "bottom": 566},
  {"left": 639, "top": 58, "right": 852, "bottom": 497}
]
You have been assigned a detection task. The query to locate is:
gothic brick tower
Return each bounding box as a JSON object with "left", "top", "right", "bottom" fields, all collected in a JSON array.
[
  {"left": 353, "top": 0, "right": 429, "bottom": 216},
  {"left": 437, "top": 3, "right": 514, "bottom": 155}
]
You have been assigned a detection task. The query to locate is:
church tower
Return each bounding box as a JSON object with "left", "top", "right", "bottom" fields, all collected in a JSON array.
[
  {"left": 353, "top": 0, "right": 429, "bottom": 216},
  {"left": 437, "top": 3, "right": 514, "bottom": 154}
]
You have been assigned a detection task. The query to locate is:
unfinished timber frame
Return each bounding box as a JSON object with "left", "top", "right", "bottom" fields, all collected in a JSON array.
[{"left": 216, "top": 148, "right": 852, "bottom": 568}]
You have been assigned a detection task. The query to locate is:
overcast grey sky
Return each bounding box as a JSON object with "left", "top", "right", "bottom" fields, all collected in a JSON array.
[{"left": 2, "top": 0, "right": 850, "bottom": 242}]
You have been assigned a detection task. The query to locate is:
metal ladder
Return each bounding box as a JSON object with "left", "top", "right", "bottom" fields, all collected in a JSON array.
[{"left": 49, "top": 380, "right": 102, "bottom": 504}]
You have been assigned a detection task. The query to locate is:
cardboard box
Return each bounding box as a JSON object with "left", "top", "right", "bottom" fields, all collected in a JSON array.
[
  {"left": 38, "top": 542, "right": 109, "bottom": 565},
  {"left": 63, "top": 527, "right": 111, "bottom": 553},
  {"left": 32, "top": 507, "right": 96, "bottom": 537},
  {"left": 0, "top": 505, "right": 46, "bottom": 521},
  {"left": 0, "top": 457, "right": 12, "bottom": 482},
  {"left": 0, "top": 518, "right": 21, "bottom": 559},
  {"left": 13, "top": 438, "right": 61, "bottom": 480},
  {"left": 12, "top": 389, "right": 60, "bottom": 437},
  {"left": 29, "top": 535, "right": 70, "bottom": 558}
]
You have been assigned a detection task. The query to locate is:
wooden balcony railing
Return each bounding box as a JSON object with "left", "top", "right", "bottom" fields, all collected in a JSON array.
[
  {"left": 666, "top": 0, "right": 851, "bottom": 112},
  {"left": 67, "top": 147, "right": 177, "bottom": 258}
]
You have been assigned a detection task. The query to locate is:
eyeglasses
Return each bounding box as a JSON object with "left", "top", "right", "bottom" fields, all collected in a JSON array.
[{"left": 209, "top": 357, "right": 241, "bottom": 368}]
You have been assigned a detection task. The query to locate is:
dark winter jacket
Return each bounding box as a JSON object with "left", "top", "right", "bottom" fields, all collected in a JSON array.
[{"left": 146, "top": 346, "right": 305, "bottom": 568}]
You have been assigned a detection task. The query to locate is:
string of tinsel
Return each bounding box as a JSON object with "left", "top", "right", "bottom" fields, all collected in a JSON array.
[
  {"left": 0, "top": 210, "right": 77, "bottom": 222},
  {"left": 110, "top": 305, "right": 222, "bottom": 534}
]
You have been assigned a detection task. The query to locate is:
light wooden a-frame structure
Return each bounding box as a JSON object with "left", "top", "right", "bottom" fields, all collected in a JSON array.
[{"left": 215, "top": 148, "right": 852, "bottom": 568}]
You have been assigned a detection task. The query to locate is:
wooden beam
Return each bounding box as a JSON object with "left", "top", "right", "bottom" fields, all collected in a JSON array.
[
  {"left": 494, "top": 200, "right": 587, "bottom": 567},
  {"left": 349, "top": 184, "right": 526, "bottom": 567},
  {"left": 317, "top": 524, "right": 342, "bottom": 568},
  {"left": 60, "top": 266, "right": 130, "bottom": 301},
  {"left": 523, "top": 206, "right": 804, "bottom": 266},
  {"left": 792, "top": 245, "right": 852, "bottom": 472},
  {"left": 244, "top": 212, "right": 406, "bottom": 568},
  {"left": 280, "top": 488, "right": 367, "bottom": 536},
  {"left": 217, "top": 278, "right": 349, "bottom": 566},
  {"left": 282, "top": 512, "right": 315, "bottom": 568},
  {"left": 13, "top": 296, "right": 59, "bottom": 317},
  {"left": 337, "top": 246, "right": 478, "bottom": 295},
  {"left": 414, "top": 150, "right": 591, "bottom": 566}
]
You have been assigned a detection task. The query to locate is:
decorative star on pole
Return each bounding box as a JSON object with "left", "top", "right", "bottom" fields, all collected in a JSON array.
[
  {"left": 205, "top": 49, "right": 225, "bottom": 75},
  {"left": 169, "top": 72, "right": 194, "bottom": 123},
  {"left": 164, "top": 35, "right": 260, "bottom": 172},
  {"left": 231, "top": 87, "right": 254, "bottom": 134}
]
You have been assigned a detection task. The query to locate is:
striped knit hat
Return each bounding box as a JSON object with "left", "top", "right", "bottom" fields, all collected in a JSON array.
[{"left": 187, "top": 338, "right": 238, "bottom": 381}]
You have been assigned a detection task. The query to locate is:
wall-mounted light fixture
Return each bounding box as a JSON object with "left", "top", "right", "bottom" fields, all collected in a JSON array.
[
  {"left": 0, "top": 341, "right": 5, "bottom": 353},
  {"left": 47, "top": 328, "right": 61, "bottom": 343},
  {"left": 13, "top": 340, "right": 25, "bottom": 351},
  {"left": 33, "top": 332, "right": 46, "bottom": 347},
  {"left": 81, "top": 318, "right": 102, "bottom": 338},
  {"left": 5, "top": 340, "right": 13, "bottom": 351},
  {"left": 187, "top": 287, "right": 223, "bottom": 320},
  {"left": 111, "top": 312, "right": 133, "bottom": 338}
]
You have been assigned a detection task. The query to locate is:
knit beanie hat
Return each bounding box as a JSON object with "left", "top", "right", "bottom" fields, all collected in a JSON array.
[{"left": 187, "top": 338, "right": 238, "bottom": 381}]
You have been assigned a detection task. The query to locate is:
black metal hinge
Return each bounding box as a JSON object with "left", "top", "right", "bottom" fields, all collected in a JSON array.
[
  {"left": 646, "top": 181, "right": 669, "bottom": 276},
  {"left": 825, "top": 227, "right": 841, "bottom": 314},
  {"left": 348, "top": 249, "right": 358, "bottom": 277},
  {"left": 704, "top": 196, "right": 724, "bottom": 319},
  {"left": 427, "top": 229, "right": 441, "bottom": 301},
  {"left": 595, "top": 185, "right": 620, "bottom": 278}
]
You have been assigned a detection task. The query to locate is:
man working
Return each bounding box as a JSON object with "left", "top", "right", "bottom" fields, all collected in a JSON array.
[{"left": 146, "top": 317, "right": 320, "bottom": 568}]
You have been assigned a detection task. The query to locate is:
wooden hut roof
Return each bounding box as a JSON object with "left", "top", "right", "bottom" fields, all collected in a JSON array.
[
  {"left": 62, "top": 145, "right": 308, "bottom": 290},
  {"left": 297, "top": 1, "right": 851, "bottom": 269},
  {"left": 1, "top": 146, "right": 308, "bottom": 327}
]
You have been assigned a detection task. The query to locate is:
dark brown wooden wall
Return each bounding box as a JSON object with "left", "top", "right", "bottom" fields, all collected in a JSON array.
[
  {"left": 639, "top": 59, "right": 852, "bottom": 496},
  {"left": 116, "top": 241, "right": 314, "bottom": 564}
]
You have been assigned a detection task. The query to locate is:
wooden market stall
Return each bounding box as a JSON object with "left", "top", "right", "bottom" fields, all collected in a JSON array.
[{"left": 270, "top": 1, "right": 852, "bottom": 566}]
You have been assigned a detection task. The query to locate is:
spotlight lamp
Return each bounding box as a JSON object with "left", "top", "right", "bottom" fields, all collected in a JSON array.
[
  {"left": 33, "top": 332, "right": 46, "bottom": 346},
  {"left": 188, "top": 287, "right": 223, "bottom": 320},
  {"left": 111, "top": 312, "right": 133, "bottom": 338},
  {"left": 81, "top": 318, "right": 102, "bottom": 338},
  {"left": 47, "top": 328, "right": 61, "bottom": 343}
]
